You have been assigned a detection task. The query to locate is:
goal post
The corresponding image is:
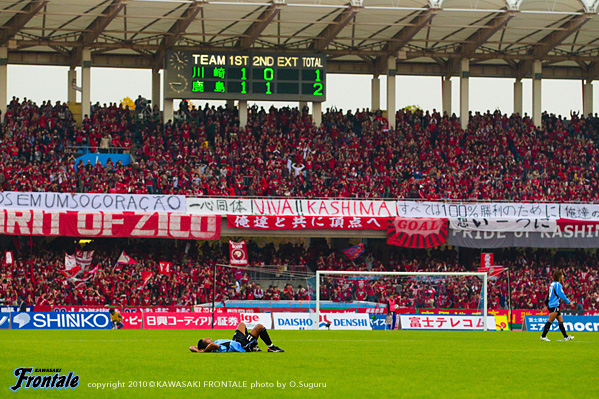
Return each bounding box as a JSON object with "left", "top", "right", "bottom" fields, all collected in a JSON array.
[{"left": 315, "top": 270, "right": 489, "bottom": 331}]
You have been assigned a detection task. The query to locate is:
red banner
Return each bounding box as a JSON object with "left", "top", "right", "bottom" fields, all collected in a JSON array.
[
  {"left": 122, "top": 312, "right": 143, "bottom": 329},
  {"left": 158, "top": 262, "right": 172, "bottom": 275},
  {"left": 122, "top": 306, "right": 192, "bottom": 313},
  {"left": 511, "top": 309, "right": 547, "bottom": 325},
  {"left": 481, "top": 253, "right": 494, "bottom": 268},
  {"left": 358, "top": 307, "right": 397, "bottom": 314},
  {"left": 387, "top": 218, "right": 448, "bottom": 248},
  {"left": 0, "top": 210, "right": 221, "bottom": 240},
  {"left": 143, "top": 312, "right": 243, "bottom": 329},
  {"left": 51, "top": 305, "right": 193, "bottom": 313},
  {"left": 229, "top": 240, "right": 248, "bottom": 265},
  {"left": 52, "top": 305, "right": 113, "bottom": 312},
  {"left": 477, "top": 266, "right": 505, "bottom": 277},
  {"left": 227, "top": 215, "right": 387, "bottom": 230}
]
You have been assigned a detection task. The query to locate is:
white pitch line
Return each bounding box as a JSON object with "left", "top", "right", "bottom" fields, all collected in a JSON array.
[
  {"left": 0, "top": 339, "right": 172, "bottom": 343},
  {"left": 552, "top": 341, "right": 596, "bottom": 343}
]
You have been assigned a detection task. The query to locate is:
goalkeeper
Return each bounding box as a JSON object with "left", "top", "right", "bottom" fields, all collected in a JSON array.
[
  {"left": 540, "top": 271, "right": 574, "bottom": 342},
  {"left": 189, "top": 322, "right": 284, "bottom": 353}
]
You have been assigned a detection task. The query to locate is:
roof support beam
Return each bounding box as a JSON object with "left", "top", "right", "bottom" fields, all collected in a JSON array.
[
  {"left": 457, "top": 11, "right": 516, "bottom": 57},
  {"left": 0, "top": 0, "right": 48, "bottom": 45},
  {"left": 310, "top": 5, "right": 359, "bottom": 52},
  {"left": 589, "top": 62, "right": 599, "bottom": 81},
  {"left": 154, "top": 1, "right": 203, "bottom": 69},
  {"left": 81, "top": 0, "right": 125, "bottom": 46},
  {"left": 375, "top": 8, "right": 438, "bottom": 75},
  {"left": 71, "top": 0, "right": 125, "bottom": 67},
  {"left": 385, "top": 8, "right": 438, "bottom": 56},
  {"left": 239, "top": 4, "right": 283, "bottom": 49},
  {"left": 518, "top": 13, "right": 591, "bottom": 78},
  {"left": 448, "top": 10, "right": 516, "bottom": 74}
]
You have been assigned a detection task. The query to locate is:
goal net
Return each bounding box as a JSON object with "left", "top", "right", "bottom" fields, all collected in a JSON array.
[{"left": 313, "top": 271, "right": 490, "bottom": 331}]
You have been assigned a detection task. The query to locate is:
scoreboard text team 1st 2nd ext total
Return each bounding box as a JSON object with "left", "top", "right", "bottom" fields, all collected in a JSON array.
[{"left": 165, "top": 50, "right": 326, "bottom": 102}]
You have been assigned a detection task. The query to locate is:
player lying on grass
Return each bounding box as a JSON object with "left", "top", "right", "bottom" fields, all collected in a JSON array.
[{"left": 189, "top": 322, "right": 284, "bottom": 353}]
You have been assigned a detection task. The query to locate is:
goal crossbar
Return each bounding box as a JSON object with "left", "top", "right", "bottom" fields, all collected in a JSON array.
[{"left": 315, "top": 271, "right": 489, "bottom": 331}]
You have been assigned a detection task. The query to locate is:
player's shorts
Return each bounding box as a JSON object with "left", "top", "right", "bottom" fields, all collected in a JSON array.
[
  {"left": 548, "top": 306, "right": 561, "bottom": 316},
  {"left": 233, "top": 329, "right": 257, "bottom": 351}
]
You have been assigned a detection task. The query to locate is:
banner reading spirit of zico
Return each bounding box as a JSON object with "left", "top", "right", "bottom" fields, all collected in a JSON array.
[
  {"left": 0, "top": 192, "right": 186, "bottom": 212},
  {"left": 399, "top": 314, "right": 497, "bottom": 330},
  {"left": 0, "top": 210, "right": 221, "bottom": 240}
]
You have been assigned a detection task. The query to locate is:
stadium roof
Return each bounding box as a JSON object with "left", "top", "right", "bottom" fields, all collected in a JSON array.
[{"left": 2, "top": 0, "right": 599, "bottom": 79}]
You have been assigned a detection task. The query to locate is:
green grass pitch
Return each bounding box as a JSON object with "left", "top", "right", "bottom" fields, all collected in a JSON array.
[{"left": 1, "top": 329, "right": 597, "bottom": 398}]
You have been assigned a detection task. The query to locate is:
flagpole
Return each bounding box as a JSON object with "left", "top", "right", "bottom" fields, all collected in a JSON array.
[
  {"left": 29, "top": 234, "right": 36, "bottom": 291},
  {"left": 211, "top": 262, "right": 216, "bottom": 330},
  {"left": 507, "top": 267, "right": 512, "bottom": 331}
]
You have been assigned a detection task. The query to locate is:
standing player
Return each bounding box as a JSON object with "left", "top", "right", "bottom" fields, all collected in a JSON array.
[
  {"left": 540, "top": 271, "right": 574, "bottom": 342},
  {"left": 189, "top": 322, "right": 284, "bottom": 353},
  {"left": 386, "top": 294, "right": 397, "bottom": 330}
]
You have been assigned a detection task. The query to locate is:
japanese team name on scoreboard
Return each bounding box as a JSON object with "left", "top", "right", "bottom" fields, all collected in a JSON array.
[{"left": 165, "top": 51, "right": 326, "bottom": 101}]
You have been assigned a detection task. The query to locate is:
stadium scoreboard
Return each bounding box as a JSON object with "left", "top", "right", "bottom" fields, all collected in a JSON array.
[{"left": 165, "top": 50, "right": 326, "bottom": 101}]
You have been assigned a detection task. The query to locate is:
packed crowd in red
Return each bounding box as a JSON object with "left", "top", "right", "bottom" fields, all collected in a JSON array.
[
  {"left": 3, "top": 97, "right": 599, "bottom": 200},
  {"left": 0, "top": 240, "right": 314, "bottom": 308},
  {"left": 1, "top": 239, "right": 598, "bottom": 311}
]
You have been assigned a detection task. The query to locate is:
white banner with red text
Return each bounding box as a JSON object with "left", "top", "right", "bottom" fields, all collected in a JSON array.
[
  {"left": 189, "top": 198, "right": 562, "bottom": 219},
  {"left": 0, "top": 192, "right": 186, "bottom": 212},
  {"left": 0, "top": 210, "right": 220, "bottom": 240},
  {"left": 189, "top": 198, "right": 395, "bottom": 217},
  {"left": 227, "top": 215, "right": 387, "bottom": 230},
  {"left": 399, "top": 314, "right": 496, "bottom": 330}
]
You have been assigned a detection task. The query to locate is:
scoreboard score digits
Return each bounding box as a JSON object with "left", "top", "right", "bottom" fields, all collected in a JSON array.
[{"left": 165, "top": 51, "right": 326, "bottom": 101}]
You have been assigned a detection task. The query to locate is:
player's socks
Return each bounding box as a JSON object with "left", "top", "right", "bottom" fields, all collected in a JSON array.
[
  {"left": 541, "top": 322, "right": 552, "bottom": 338},
  {"left": 260, "top": 329, "right": 273, "bottom": 346},
  {"left": 558, "top": 323, "right": 568, "bottom": 338}
]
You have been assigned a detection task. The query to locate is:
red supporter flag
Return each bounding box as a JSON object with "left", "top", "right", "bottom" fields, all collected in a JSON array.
[
  {"left": 85, "top": 265, "right": 99, "bottom": 276},
  {"left": 229, "top": 240, "right": 248, "bottom": 266},
  {"left": 158, "top": 262, "right": 172, "bottom": 275},
  {"left": 65, "top": 253, "right": 78, "bottom": 271},
  {"left": 5, "top": 251, "right": 13, "bottom": 265},
  {"left": 59, "top": 266, "right": 82, "bottom": 279},
  {"left": 477, "top": 266, "right": 505, "bottom": 278},
  {"left": 75, "top": 250, "right": 94, "bottom": 270},
  {"left": 387, "top": 218, "right": 448, "bottom": 249},
  {"left": 137, "top": 271, "right": 154, "bottom": 290},
  {"left": 343, "top": 243, "right": 365, "bottom": 260},
  {"left": 117, "top": 251, "right": 137, "bottom": 265}
]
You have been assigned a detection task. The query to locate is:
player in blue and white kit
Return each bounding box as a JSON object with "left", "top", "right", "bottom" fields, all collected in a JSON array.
[
  {"left": 540, "top": 271, "right": 574, "bottom": 342},
  {"left": 189, "top": 322, "right": 284, "bottom": 353}
]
